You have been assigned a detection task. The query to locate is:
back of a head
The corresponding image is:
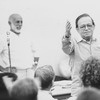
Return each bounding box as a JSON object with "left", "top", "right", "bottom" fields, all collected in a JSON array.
[
  {"left": 76, "top": 88, "right": 100, "bottom": 100},
  {"left": 11, "top": 78, "right": 38, "bottom": 100},
  {"left": 34, "top": 65, "right": 55, "bottom": 90},
  {"left": 80, "top": 56, "right": 100, "bottom": 89}
]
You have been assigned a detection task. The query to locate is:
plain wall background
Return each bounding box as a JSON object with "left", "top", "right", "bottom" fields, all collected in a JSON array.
[{"left": 0, "top": 0, "right": 100, "bottom": 75}]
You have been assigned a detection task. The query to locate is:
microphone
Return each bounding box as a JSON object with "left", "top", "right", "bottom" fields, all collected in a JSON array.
[
  {"left": 6, "top": 32, "right": 10, "bottom": 46},
  {"left": 6, "top": 32, "right": 12, "bottom": 73}
]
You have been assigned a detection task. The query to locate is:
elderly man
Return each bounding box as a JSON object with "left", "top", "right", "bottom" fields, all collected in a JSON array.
[
  {"left": 5, "top": 13, "right": 36, "bottom": 79},
  {"left": 62, "top": 13, "right": 100, "bottom": 96}
]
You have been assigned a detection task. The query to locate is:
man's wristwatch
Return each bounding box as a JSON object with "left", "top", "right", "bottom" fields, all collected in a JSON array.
[{"left": 65, "top": 35, "right": 70, "bottom": 38}]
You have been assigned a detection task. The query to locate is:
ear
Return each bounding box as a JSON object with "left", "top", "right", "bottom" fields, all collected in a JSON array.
[
  {"left": 51, "top": 80, "right": 54, "bottom": 87},
  {"left": 92, "top": 25, "right": 95, "bottom": 31},
  {"left": 8, "top": 21, "right": 11, "bottom": 25},
  {"left": 76, "top": 27, "right": 79, "bottom": 33}
]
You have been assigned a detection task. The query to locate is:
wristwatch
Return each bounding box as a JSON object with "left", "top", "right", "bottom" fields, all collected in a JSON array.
[{"left": 65, "top": 35, "right": 70, "bottom": 38}]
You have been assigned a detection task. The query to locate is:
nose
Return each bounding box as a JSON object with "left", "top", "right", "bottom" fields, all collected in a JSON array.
[
  {"left": 85, "top": 25, "right": 88, "bottom": 30},
  {"left": 19, "top": 22, "right": 22, "bottom": 26}
]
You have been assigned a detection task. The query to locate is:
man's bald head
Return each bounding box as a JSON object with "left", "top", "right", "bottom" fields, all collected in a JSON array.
[{"left": 8, "top": 14, "right": 22, "bottom": 24}]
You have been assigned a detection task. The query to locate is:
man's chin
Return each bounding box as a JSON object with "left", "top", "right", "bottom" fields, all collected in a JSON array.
[
  {"left": 83, "top": 36, "right": 91, "bottom": 41},
  {"left": 14, "top": 30, "right": 21, "bottom": 35}
]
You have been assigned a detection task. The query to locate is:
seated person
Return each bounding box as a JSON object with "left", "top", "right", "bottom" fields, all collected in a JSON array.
[
  {"left": 80, "top": 56, "right": 100, "bottom": 89},
  {"left": 2, "top": 72, "right": 18, "bottom": 93},
  {"left": 76, "top": 87, "right": 100, "bottom": 100},
  {"left": 10, "top": 78, "right": 38, "bottom": 100},
  {"left": 34, "top": 65, "right": 57, "bottom": 100},
  {"left": 0, "top": 72, "right": 17, "bottom": 100},
  {"left": 68, "top": 56, "right": 100, "bottom": 100}
]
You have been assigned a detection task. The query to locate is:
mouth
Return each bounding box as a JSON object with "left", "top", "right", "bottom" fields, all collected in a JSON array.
[
  {"left": 82, "top": 31, "right": 92, "bottom": 37},
  {"left": 83, "top": 33, "right": 91, "bottom": 37},
  {"left": 84, "top": 32, "right": 89, "bottom": 35},
  {"left": 83, "top": 31, "right": 91, "bottom": 34},
  {"left": 16, "top": 26, "right": 21, "bottom": 30}
]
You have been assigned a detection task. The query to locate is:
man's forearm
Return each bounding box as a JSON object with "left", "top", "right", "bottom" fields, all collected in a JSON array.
[{"left": 62, "top": 36, "right": 73, "bottom": 55}]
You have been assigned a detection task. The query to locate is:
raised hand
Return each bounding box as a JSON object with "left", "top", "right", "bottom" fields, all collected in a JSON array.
[{"left": 65, "top": 21, "right": 72, "bottom": 37}]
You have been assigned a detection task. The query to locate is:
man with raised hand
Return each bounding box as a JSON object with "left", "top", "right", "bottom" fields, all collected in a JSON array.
[{"left": 62, "top": 13, "right": 100, "bottom": 96}]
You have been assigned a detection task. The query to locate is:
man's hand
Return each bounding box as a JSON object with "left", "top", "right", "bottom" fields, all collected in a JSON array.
[{"left": 65, "top": 21, "right": 72, "bottom": 38}]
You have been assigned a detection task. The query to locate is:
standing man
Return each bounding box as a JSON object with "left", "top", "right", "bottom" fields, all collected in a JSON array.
[
  {"left": 6, "top": 13, "right": 35, "bottom": 79},
  {"left": 62, "top": 13, "right": 100, "bottom": 96}
]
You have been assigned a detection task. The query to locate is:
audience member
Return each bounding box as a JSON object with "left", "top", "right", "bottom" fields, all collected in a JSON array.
[
  {"left": 34, "top": 65, "right": 57, "bottom": 100},
  {"left": 80, "top": 56, "right": 100, "bottom": 89},
  {"left": 76, "top": 87, "right": 100, "bottom": 100},
  {"left": 68, "top": 56, "right": 100, "bottom": 100},
  {"left": 0, "top": 72, "right": 16, "bottom": 100},
  {"left": 2, "top": 72, "right": 18, "bottom": 93},
  {"left": 10, "top": 78, "right": 38, "bottom": 100},
  {"left": 0, "top": 73, "right": 9, "bottom": 95}
]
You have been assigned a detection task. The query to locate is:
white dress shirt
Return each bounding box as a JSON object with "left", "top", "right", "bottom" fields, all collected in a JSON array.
[{"left": 7, "top": 31, "right": 34, "bottom": 69}]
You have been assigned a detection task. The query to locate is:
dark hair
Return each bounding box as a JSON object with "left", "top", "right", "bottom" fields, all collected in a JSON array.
[
  {"left": 0, "top": 73, "right": 14, "bottom": 100},
  {"left": 34, "top": 65, "right": 55, "bottom": 90},
  {"left": 76, "top": 88, "right": 100, "bottom": 100},
  {"left": 80, "top": 57, "right": 100, "bottom": 89},
  {"left": 75, "top": 13, "right": 95, "bottom": 28},
  {"left": 11, "top": 78, "right": 38, "bottom": 100}
]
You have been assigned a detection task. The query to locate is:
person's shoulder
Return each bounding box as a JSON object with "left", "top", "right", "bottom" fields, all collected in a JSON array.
[
  {"left": 38, "top": 90, "right": 57, "bottom": 100},
  {"left": 67, "top": 96, "right": 77, "bottom": 100},
  {"left": 0, "top": 32, "right": 6, "bottom": 38}
]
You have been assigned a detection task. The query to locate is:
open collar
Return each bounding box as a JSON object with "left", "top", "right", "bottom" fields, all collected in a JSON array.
[{"left": 74, "top": 34, "right": 97, "bottom": 43}]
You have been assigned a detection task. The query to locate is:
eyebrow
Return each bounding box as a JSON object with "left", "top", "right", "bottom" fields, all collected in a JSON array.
[{"left": 16, "top": 20, "right": 23, "bottom": 23}]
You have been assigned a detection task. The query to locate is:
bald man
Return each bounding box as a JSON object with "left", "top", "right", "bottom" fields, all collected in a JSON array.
[
  {"left": 5, "top": 13, "right": 36, "bottom": 79},
  {"left": 8, "top": 14, "right": 23, "bottom": 35}
]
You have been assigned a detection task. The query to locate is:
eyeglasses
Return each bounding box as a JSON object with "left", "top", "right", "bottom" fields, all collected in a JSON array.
[{"left": 79, "top": 24, "right": 93, "bottom": 30}]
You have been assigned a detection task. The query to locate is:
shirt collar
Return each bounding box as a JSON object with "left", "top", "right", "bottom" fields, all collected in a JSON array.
[{"left": 74, "top": 34, "right": 97, "bottom": 43}]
